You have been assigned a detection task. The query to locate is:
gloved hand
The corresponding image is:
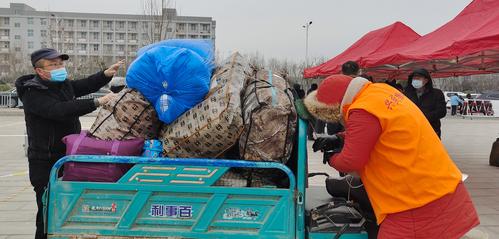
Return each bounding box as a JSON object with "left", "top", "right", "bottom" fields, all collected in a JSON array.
[
  {"left": 313, "top": 134, "right": 344, "bottom": 152},
  {"left": 323, "top": 149, "right": 341, "bottom": 164}
]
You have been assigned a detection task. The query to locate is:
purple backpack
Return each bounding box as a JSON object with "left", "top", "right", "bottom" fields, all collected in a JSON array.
[{"left": 62, "top": 131, "right": 144, "bottom": 182}]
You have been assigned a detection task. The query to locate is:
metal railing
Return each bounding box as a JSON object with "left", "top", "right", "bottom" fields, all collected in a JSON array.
[
  {"left": 0, "top": 91, "right": 107, "bottom": 108},
  {"left": 0, "top": 91, "right": 17, "bottom": 108}
]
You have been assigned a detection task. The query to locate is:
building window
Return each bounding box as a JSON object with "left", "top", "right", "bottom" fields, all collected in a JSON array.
[
  {"left": 202, "top": 35, "right": 210, "bottom": 39},
  {"left": 177, "top": 23, "right": 185, "bottom": 30},
  {"left": 78, "top": 32, "right": 87, "bottom": 39},
  {"left": 167, "top": 27, "right": 172, "bottom": 32},
  {"left": 64, "top": 19, "right": 74, "bottom": 27},
  {"left": 91, "top": 20, "right": 99, "bottom": 28},
  {"left": 41, "top": 30, "right": 47, "bottom": 37},
  {"left": 202, "top": 24, "right": 209, "bottom": 31},
  {"left": 106, "top": 33, "right": 113, "bottom": 40},
  {"left": 142, "top": 22, "right": 148, "bottom": 29},
  {"left": 142, "top": 33, "right": 148, "bottom": 40},
  {"left": 28, "top": 41, "right": 34, "bottom": 49},
  {"left": 129, "top": 33, "right": 137, "bottom": 40},
  {"left": 190, "top": 23, "right": 197, "bottom": 31},
  {"left": 189, "top": 35, "right": 198, "bottom": 39},
  {"left": 117, "top": 33, "right": 125, "bottom": 40},
  {"left": 2, "top": 17, "right": 9, "bottom": 25},
  {"left": 105, "top": 21, "right": 113, "bottom": 28},
  {"left": 129, "top": 21, "right": 137, "bottom": 30},
  {"left": 27, "top": 17, "right": 34, "bottom": 25},
  {"left": 40, "top": 18, "right": 47, "bottom": 25},
  {"left": 177, "top": 34, "right": 185, "bottom": 39},
  {"left": 117, "top": 21, "right": 125, "bottom": 29},
  {"left": 104, "top": 44, "right": 112, "bottom": 52},
  {"left": 14, "top": 35, "right": 21, "bottom": 40},
  {"left": 65, "top": 31, "right": 74, "bottom": 39},
  {"left": 79, "top": 20, "right": 87, "bottom": 28},
  {"left": 28, "top": 29, "right": 34, "bottom": 37},
  {"left": 93, "top": 44, "right": 99, "bottom": 51},
  {"left": 92, "top": 32, "right": 99, "bottom": 40},
  {"left": 78, "top": 44, "right": 87, "bottom": 51},
  {"left": 14, "top": 23, "right": 20, "bottom": 28},
  {"left": 15, "top": 47, "right": 21, "bottom": 52}
]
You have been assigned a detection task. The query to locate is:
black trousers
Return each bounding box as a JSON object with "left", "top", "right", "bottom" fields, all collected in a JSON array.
[
  {"left": 451, "top": 105, "right": 457, "bottom": 115},
  {"left": 29, "top": 159, "right": 54, "bottom": 239}
]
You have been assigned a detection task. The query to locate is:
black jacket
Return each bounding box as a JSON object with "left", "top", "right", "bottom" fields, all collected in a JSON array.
[
  {"left": 15, "top": 71, "right": 112, "bottom": 162},
  {"left": 404, "top": 77, "right": 447, "bottom": 137}
]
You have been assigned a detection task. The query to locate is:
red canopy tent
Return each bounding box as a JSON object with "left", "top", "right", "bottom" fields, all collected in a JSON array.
[
  {"left": 362, "top": 0, "right": 499, "bottom": 79},
  {"left": 303, "top": 21, "right": 421, "bottom": 79}
]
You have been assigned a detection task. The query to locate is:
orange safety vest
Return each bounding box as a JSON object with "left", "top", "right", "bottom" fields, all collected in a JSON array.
[{"left": 343, "top": 83, "right": 462, "bottom": 225}]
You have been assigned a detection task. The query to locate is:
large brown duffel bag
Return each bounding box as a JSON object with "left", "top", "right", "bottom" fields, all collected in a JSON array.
[
  {"left": 159, "top": 52, "right": 251, "bottom": 158},
  {"left": 90, "top": 88, "right": 161, "bottom": 140},
  {"left": 239, "top": 69, "right": 296, "bottom": 163}
]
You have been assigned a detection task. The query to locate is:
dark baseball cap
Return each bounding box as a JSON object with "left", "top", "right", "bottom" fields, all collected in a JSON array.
[{"left": 30, "top": 48, "right": 69, "bottom": 67}]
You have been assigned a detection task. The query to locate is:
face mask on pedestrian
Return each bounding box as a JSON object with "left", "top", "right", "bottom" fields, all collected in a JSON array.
[
  {"left": 43, "top": 67, "right": 68, "bottom": 82},
  {"left": 412, "top": 79, "right": 424, "bottom": 89}
]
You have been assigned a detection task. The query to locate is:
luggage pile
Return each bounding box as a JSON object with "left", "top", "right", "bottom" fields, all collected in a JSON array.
[{"left": 62, "top": 40, "right": 297, "bottom": 187}]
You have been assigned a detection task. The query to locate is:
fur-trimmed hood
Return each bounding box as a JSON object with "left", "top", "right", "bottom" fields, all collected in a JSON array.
[{"left": 304, "top": 77, "right": 370, "bottom": 123}]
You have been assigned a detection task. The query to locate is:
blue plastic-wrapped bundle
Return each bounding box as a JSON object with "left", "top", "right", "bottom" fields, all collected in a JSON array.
[{"left": 126, "top": 40, "right": 214, "bottom": 124}]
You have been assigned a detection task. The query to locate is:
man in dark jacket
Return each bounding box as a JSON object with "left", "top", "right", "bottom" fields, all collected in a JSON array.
[
  {"left": 404, "top": 68, "right": 447, "bottom": 138},
  {"left": 15, "top": 48, "right": 122, "bottom": 239}
]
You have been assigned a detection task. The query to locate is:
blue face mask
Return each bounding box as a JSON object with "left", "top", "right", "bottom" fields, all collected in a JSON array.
[
  {"left": 411, "top": 79, "right": 424, "bottom": 89},
  {"left": 48, "top": 68, "right": 68, "bottom": 82}
]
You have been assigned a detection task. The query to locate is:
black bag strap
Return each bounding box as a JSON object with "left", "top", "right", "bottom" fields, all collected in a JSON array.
[
  {"left": 120, "top": 104, "right": 152, "bottom": 140},
  {"left": 90, "top": 90, "right": 131, "bottom": 136}
]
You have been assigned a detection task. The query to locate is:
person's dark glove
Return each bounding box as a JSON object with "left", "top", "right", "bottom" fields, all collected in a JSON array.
[
  {"left": 312, "top": 134, "right": 344, "bottom": 152},
  {"left": 323, "top": 149, "right": 341, "bottom": 164}
]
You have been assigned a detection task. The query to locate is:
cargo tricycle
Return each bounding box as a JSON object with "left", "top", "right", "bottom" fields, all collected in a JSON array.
[{"left": 44, "top": 118, "right": 368, "bottom": 238}]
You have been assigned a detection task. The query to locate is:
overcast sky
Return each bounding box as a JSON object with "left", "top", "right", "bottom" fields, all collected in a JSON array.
[{"left": 2, "top": 0, "right": 472, "bottom": 63}]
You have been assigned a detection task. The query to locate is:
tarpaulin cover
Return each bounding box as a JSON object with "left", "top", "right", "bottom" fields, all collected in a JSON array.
[{"left": 126, "top": 40, "right": 214, "bottom": 124}]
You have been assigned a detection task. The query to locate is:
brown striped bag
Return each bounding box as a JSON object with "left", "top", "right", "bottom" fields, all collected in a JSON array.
[
  {"left": 89, "top": 88, "right": 161, "bottom": 140},
  {"left": 159, "top": 52, "right": 251, "bottom": 158}
]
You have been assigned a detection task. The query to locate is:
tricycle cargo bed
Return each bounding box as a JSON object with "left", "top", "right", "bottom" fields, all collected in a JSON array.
[{"left": 46, "top": 156, "right": 296, "bottom": 239}]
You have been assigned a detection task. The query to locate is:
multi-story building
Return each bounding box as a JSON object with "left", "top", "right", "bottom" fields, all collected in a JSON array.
[{"left": 0, "top": 3, "right": 216, "bottom": 79}]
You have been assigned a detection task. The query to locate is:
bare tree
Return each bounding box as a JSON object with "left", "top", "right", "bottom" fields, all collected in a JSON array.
[{"left": 141, "top": 0, "right": 175, "bottom": 45}]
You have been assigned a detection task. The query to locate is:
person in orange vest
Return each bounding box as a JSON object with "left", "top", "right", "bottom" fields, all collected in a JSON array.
[{"left": 304, "top": 74, "right": 479, "bottom": 238}]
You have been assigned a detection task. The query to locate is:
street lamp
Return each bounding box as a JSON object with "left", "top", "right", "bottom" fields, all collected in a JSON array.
[{"left": 302, "top": 21, "right": 312, "bottom": 67}]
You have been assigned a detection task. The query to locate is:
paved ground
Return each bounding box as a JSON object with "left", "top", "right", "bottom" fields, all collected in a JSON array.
[{"left": 0, "top": 109, "right": 498, "bottom": 238}]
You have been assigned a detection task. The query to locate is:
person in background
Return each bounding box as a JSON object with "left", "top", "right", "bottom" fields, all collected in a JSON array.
[
  {"left": 293, "top": 83, "right": 305, "bottom": 99},
  {"left": 404, "top": 68, "right": 446, "bottom": 138},
  {"left": 324, "top": 60, "right": 362, "bottom": 135},
  {"left": 305, "top": 74, "right": 479, "bottom": 238},
  {"left": 450, "top": 93, "right": 464, "bottom": 116},
  {"left": 341, "top": 60, "right": 360, "bottom": 77},
  {"left": 360, "top": 73, "right": 374, "bottom": 82},
  {"left": 15, "top": 48, "right": 123, "bottom": 239}
]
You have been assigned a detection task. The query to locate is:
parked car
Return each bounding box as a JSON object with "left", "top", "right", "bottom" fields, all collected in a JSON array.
[
  {"left": 443, "top": 91, "right": 465, "bottom": 108},
  {"left": 477, "top": 91, "right": 499, "bottom": 100}
]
